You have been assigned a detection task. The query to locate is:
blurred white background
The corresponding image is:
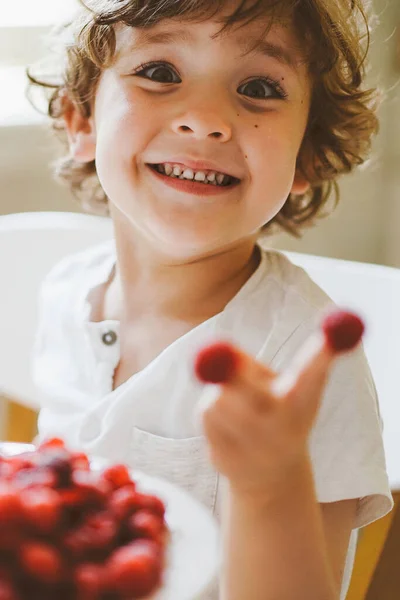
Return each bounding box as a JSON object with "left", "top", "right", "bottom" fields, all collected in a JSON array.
[{"left": 1, "top": 0, "right": 400, "bottom": 266}]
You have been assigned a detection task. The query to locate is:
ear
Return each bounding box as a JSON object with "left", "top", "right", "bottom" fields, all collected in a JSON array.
[
  {"left": 290, "top": 169, "right": 310, "bottom": 196},
  {"left": 64, "top": 100, "right": 96, "bottom": 163}
]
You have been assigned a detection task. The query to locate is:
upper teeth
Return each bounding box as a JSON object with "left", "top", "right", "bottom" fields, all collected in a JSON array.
[{"left": 156, "top": 164, "right": 231, "bottom": 185}]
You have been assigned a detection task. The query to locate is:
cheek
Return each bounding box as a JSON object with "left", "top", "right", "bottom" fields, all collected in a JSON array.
[
  {"left": 94, "top": 75, "right": 151, "bottom": 167},
  {"left": 243, "top": 124, "right": 302, "bottom": 223},
  {"left": 250, "top": 131, "right": 298, "bottom": 191}
]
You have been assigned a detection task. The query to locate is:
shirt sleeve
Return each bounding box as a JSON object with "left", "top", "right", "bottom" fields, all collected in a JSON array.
[{"left": 268, "top": 317, "right": 394, "bottom": 530}]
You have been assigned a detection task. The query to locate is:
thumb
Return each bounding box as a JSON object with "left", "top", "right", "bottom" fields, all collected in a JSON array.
[{"left": 270, "top": 310, "right": 365, "bottom": 407}]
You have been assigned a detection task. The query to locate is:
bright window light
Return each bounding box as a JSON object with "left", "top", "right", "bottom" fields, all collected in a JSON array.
[{"left": 1, "top": 0, "right": 79, "bottom": 27}]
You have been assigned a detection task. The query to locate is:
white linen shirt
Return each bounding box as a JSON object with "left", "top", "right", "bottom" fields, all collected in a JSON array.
[{"left": 32, "top": 241, "right": 394, "bottom": 600}]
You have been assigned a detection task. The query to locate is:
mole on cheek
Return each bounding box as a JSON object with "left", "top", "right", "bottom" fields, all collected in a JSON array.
[{"left": 254, "top": 124, "right": 259, "bottom": 128}]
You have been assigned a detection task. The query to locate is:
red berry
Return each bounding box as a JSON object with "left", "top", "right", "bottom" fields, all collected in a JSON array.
[
  {"left": 72, "top": 470, "right": 109, "bottom": 504},
  {"left": 0, "top": 581, "right": 19, "bottom": 600},
  {"left": 20, "top": 487, "right": 61, "bottom": 534},
  {"left": 194, "top": 342, "right": 240, "bottom": 383},
  {"left": 38, "top": 452, "right": 73, "bottom": 488},
  {"left": 0, "top": 526, "right": 23, "bottom": 552},
  {"left": 106, "top": 540, "right": 162, "bottom": 597},
  {"left": 63, "top": 513, "right": 117, "bottom": 559},
  {"left": 0, "top": 484, "right": 22, "bottom": 524},
  {"left": 0, "top": 441, "right": 169, "bottom": 600},
  {"left": 109, "top": 486, "right": 138, "bottom": 520},
  {"left": 134, "top": 493, "right": 166, "bottom": 519},
  {"left": 13, "top": 467, "right": 57, "bottom": 490},
  {"left": 0, "top": 461, "right": 14, "bottom": 481},
  {"left": 74, "top": 563, "right": 104, "bottom": 600},
  {"left": 101, "top": 464, "right": 133, "bottom": 489},
  {"left": 19, "top": 542, "right": 64, "bottom": 584},
  {"left": 322, "top": 310, "right": 365, "bottom": 353},
  {"left": 83, "top": 513, "right": 117, "bottom": 550},
  {"left": 71, "top": 453, "right": 90, "bottom": 471},
  {"left": 38, "top": 438, "right": 65, "bottom": 450},
  {"left": 59, "top": 487, "right": 87, "bottom": 509},
  {"left": 128, "top": 510, "right": 165, "bottom": 543}
]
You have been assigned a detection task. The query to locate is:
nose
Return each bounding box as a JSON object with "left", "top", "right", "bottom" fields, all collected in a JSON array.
[{"left": 171, "top": 104, "right": 232, "bottom": 143}]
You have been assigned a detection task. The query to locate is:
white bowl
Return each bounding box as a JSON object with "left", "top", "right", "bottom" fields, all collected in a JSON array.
[{"left": 0, "top": 443, "right": 220, "bottom": 600}]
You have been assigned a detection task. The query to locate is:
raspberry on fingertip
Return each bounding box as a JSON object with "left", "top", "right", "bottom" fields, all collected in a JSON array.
[
  {"left": 194, "top": 342, "right": 240, "bottom": 384},
  {"left": 322, "top": 310, "right": 365, "bottom": 354}
]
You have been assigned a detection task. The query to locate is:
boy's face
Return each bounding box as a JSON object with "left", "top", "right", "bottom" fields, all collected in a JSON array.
[{"left": 71, "top": 15, "right": 311, "bottom": 259}]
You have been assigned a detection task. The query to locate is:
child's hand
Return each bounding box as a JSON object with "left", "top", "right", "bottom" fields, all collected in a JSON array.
[{"left": 194, "top": 310, "right": 364, "bottom": 501}]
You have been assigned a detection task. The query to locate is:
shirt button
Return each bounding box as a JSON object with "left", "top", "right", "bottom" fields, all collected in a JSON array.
[{"left": 102, "top": 330, "right": 118, "bottom": 346}]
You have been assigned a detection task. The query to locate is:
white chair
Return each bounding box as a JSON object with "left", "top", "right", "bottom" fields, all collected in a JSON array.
[
  {"left": 1, "top": 210, "right": 400, "bottom": 599},
  {"left": 1, "top": 211, "right": 400, "bottom": 484}
]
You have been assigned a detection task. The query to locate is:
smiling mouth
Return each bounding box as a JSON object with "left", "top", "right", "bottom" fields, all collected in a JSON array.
[{"left": 147, "top": 163, "right": 241, "bottom": 188}]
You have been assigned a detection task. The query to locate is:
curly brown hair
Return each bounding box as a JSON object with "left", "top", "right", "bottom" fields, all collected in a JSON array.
[{"left": 27, "top": 0, "right": 378, "bottom": 235}]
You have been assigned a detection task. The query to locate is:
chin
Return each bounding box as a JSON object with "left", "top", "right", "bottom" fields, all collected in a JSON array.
[{"left": 150, "top": 228, "right": 231, "bottom": 262}]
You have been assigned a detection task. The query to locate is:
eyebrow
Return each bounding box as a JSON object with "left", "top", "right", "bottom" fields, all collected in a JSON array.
[
  {"left": 238, "top": 39, "right": 300, "bottom": 71},
  {"left": 117, "top": 27, "right": 300, "bottom": 72},
  {"left": 117, "top": 29, "right": 193, "bottom": 57}
]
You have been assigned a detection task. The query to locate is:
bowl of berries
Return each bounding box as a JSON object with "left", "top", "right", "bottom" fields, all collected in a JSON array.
[{"left": 0, "top": 439, "right": 219, "bottom": 600}]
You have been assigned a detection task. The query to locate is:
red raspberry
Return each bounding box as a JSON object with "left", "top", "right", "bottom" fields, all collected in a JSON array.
[
  {"left": 63, "top": 513, "right": 117, "bottom": 559},
  {"left": 72, "top": 471, "right": 109, "bottom": 506},
  {"left": 74, "top": 563, "right": 105, "bottom": 600},
  {"left": 0, "top": 461, "right": 14, "bottom": 481},
  {"left": 38, "top": 438, "right": 65, "bottom": 450},
  {"left": 13, "top": 467, "right": 57, "bottom": 490},
  {"left": 128, "top": 510, "right": 165, "bottom": 543},
  {"left": 71, "top": 453, "right": 90, "bottom": 472},
  {"left": 134, "top": 493, "right": 166, "bottom": 519},
  {"left": 109, "top": 486, "right": 138, "bottom": 520},
  {"left": 63, "top": 528, "right": 90, "bottom": 561},
  {"left": 101, "top": 464, "right": 133, "bottom": 490},
  {"left": 322, "top": 310, "right": 365, "bottom": 353},
  {"left": 83, "top": 512, "right": 117, "bottom": 550},
  {"left": 0, "top": 580, "right": 19, "bottom": 600},
  {"left": 0, "top": 484, "right": 22, "bottom": 524},
  {"left": 106, "top": 540, "right": 162, "bottom": 597},
  {"left": 59, "top": 487, "right": 88, "bottom": 510},
  {"left": 0, "top": 527, "right": 23, "bottom": 552},
  {"left": 19, "top": 542, "right": 64, "bottom": 584},
  {"left": 194, "top": 342, "right": 240, "bottom": 383},
  {"left": 20, "top": 487, "right": 61, "bottom": 534}
]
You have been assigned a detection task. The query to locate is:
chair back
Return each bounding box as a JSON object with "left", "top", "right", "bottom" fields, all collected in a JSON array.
[{"left": 1, "top": 212, "right": 399, "bottom": 488}]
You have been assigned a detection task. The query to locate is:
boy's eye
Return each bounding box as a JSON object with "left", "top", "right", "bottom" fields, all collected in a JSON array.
[
  {"left": 134, "top": 62, "right": 181, "bottom": 84},
  {"left": 238, "top": 78, "right": 287, "bottom": 100}
]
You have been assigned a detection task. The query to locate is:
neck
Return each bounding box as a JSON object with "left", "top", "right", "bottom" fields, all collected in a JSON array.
[{"left": 107, "top": 208, "right": 261, "bottom": 324}]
